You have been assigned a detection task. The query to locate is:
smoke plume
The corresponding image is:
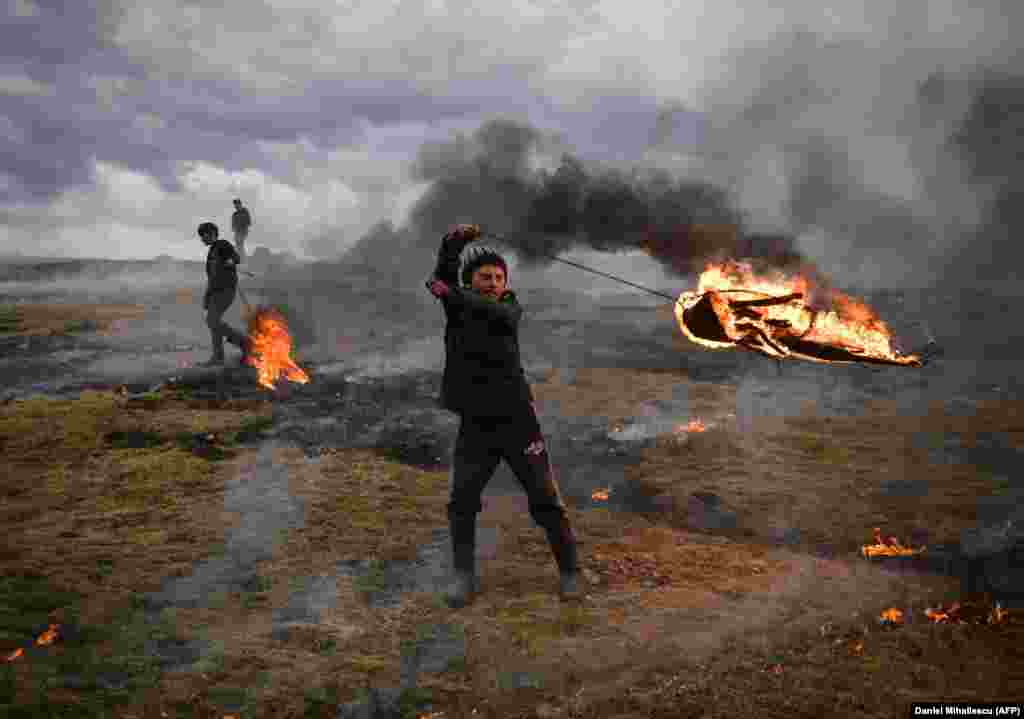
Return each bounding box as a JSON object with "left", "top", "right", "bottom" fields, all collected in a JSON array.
[
  {"left": 689, "top": 8, "right": 1024, "bottom": 292},
  {"left": 404, "top": 119, "right": 780, "bottom": 277}
]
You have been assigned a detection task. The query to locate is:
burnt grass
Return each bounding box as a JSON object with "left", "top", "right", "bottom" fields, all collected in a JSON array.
[{"left": 1, "top": 283, "right": 1022, "bottom": 718}]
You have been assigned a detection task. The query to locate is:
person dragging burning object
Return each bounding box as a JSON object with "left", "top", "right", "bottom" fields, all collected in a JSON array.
[
  {"left": 198, "top": 221, "right": 251, "bottom": 366},
  {"left": 427, "top": 224, "right": 582, "bottom": 608}
]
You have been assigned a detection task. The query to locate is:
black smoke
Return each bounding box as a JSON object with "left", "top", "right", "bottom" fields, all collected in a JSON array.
[
  {"left": 403, "top": 118, "right": 794, "bottom": 277},
  {"left": 688, "top": 15, "right": 1024, "bottom": 292},
  {"left": 945, "top": 68, "right": 1024, "bottom": 285}
]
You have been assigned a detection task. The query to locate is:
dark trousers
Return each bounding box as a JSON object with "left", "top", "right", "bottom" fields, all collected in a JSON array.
[
  {"left": 233, "top": 229, "right": 248, "bottom": 262},
  {"left": 206, "top": 287, "right": 247, "bottom": 358},
  {"left": 448, "top": 405, "right": 577, "bottom": 575}
]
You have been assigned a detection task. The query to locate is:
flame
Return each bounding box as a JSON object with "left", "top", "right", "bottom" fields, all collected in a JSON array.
[
  {"left": 4, "top": 623, "right": 60, "bottom": 662},
  {"left": 592, "top": 489, "right": 610, "bottom": 501},
  {"left": 674, "top": 260, "right": 921, "bottom": 366},
  {"left": 989, "top": 603, "right": 1009, "bottom": 625},
  {"left": 925, "top": 604, "right": 959, "bottom": 623},
  {"left": 679, "top": 419, "right": 706, "bottom": 433},
  {"left": 879, "top": 608, "right": 904, "bottom": 624},
  {"left": 244, "top": 307, "right": 310, "bottom": 390},
  {"left": 35, "top": 624, "right": 59, "bottom": 646},
  {"left": 861, "top": 528, "right": 926, "bottom": 558}
]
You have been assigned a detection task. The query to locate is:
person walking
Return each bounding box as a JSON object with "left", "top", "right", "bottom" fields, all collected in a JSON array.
[
  {"left": 231, "top": 198, "right": 252, "bottom": 262},
  {"left": 198, "top": 221, "right": 250, "bottom": 366}
]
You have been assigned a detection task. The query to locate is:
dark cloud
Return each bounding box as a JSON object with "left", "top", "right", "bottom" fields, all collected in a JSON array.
[
  {"left": 404, "top": 118, "right": 777, "bottom": 277},
  {"left": 0, "top": 0, "right": 490, "bottom": 205}
]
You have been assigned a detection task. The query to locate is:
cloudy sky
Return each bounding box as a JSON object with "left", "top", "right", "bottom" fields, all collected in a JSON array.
[{"left": 1, "top": 1, "right": 1020, "bottom": 290}]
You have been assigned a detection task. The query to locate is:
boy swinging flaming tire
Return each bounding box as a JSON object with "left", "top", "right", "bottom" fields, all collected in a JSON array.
[{"left": 427, "top": 224, "right": 582, "bottom": 608}]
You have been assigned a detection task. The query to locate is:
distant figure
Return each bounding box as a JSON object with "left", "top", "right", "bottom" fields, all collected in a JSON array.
[
  {"left": 198, "top": 221, "right": 249, "bottom": 366},
  {"left": 231, "top": 198, "right": 252, "bottom": 262}
]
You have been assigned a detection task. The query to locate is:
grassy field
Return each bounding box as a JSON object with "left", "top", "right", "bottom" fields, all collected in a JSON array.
[
  {"left": 0, "top": 303, "right": 146, "bottom": 336},
  {"left": 1, "top": 315, "right": 1020, "bottom": 718}
]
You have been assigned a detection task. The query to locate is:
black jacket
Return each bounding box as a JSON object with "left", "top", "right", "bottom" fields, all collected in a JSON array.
[
  {"left": 206, "top": 239, "right": 239, "bottom": 292},
  {"left": 431, "top": 233, "right": 534, "bottom": 417}
]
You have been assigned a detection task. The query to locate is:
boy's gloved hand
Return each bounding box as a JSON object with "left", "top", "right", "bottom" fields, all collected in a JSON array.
[
  {"left": 448, "top": 224, "right": 481, "bottom": 242},
  {"left": 428, "top": 279, "right": 450, "bottom": 298}
]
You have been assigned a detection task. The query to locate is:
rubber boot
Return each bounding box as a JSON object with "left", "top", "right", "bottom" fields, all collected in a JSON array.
[
  {"left": 444, "top": 569, "right": 478, "bottom": 609},
  {"left": 559, "top": 572, "right": 582, "bottom": 602},
  {"left": 543, "top": 518, "right": 582, "bottom": 601},
  {"left": 445, "top": 515, "right": 480, "bottom": 609}
]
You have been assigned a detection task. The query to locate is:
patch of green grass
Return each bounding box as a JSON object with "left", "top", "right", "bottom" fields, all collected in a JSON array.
[
  {"left": 496, "top": 671, "right": 544, "bottom": 691},
  {"left": 59, "top": 319, "right": 100, "bottom": 334},
  {"left": 345, "top": 654, "right": 389, "bottom": 674},
  {"left": 89, "top": 558, "right": 116, "bottom": 583},
  {"left": 0, "top": 305, "right": 20, "bottom": 333},
  {"left": 398, "top": 687, "right": 433, "bottom": 718},
  {"left": 207, "top": 684, "right": 253, "bottom": 714},
  {"left": 240, "top": 575, "right": 273, "bottom": 610},
  {"left": 315, "top": 637, "right": 338, "bottom": 656},
  {"left": 0, "top": 574, "right": 177, "bottom": 718},
  {"left": 0, "top": 573, "right": 79, "bottom": 645},
  {"left": 191, "top": 640, "right": 226, "bottom": 674},
  {"left": 352, "top": 559, "right": 388, "bottom": 598},
  {"left": 105, "top": 429, "right": 164, "bottom": 450},
  {"left": 173, "top": 432, "right": 233, "bottom": 461},
  {"left": 493, "top": 597, "right": 596, "bottom": 656},
  {"left": 443, "top": 656, "right": 467, "bottom": 674},
  {"left": 224, "top": 415, "right": 275, "bottom": 445},
  {"left": 239, "top": 415, "right": 275, "bottom": 434},
  {"left": 303, "top": 684, "right": 340, "bottom": 718}
]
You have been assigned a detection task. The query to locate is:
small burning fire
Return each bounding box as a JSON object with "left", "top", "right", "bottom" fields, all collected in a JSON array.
[
  {"left": 676, "top": 419, "right": 707, "bottom": 434},
  {"left": 879, "top": 608, "right": 905, "bottom": 625},
  {"left": 861, "top": 528, "right": 926, "bottom": 559},
  {"left": 4, "top": 623, "right": 60, "bottom": 662},
  {"left": 674, "top": 260, "right": 922, "bottom": 367},
  {"left": 592, "top": 488, "right": 611, "bottom": 502},
  {"left": 244, "top": 307, "right": 310, "bottom": 390}
]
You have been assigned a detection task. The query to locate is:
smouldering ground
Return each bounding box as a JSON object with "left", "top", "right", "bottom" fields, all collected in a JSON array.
[{"left": 1, "top": 300, "right": 1021, "bottom": 718}]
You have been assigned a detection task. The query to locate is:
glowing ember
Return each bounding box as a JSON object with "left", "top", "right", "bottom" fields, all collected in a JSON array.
[
  {"left": 678, "top": 419, "right": 706, "bottom": 433},
  {"left": 4, "top": 623, "right": 60, "bottom": 662},
  {"left": 592, "top": 489, "right": 611, "bottom": 501},
  {"left": 879, "top": 608, "right": 904, "bottom": 625},
  {"left": 674, "top": 260, "right": 922, "bottom": 367},
  {"left": 861, "top": 527, "right": 926, "bottom": 559},
  {"left": 989, "top": 603, "right": 1009, "bottom": 625},
  {"left": 925, "top": 604, "right": 959, "bottom": 623},
  {"left": 244, "top": 307, "right": 310, "bottom": 390}
]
